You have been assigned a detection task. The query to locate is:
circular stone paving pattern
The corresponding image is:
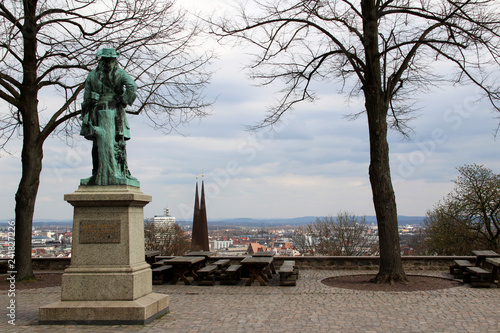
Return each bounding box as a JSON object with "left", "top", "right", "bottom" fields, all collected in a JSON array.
[{"left": 322, "top": 274, "right": 463, "bottom": 292}]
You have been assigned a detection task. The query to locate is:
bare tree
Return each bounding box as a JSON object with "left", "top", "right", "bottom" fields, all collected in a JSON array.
[
  {"left": 212, "top": 0, "right": 500, "bottom": 283},
  {"left": 291, "top": 226, "right": 316, "bottom": 255},
  {"left": 405, "top": 228, "right": 429, "bottom": 256},
  {"left": 304, "top": 213, "right": 376, "bottom": 256},
  {"left": 0, "top": 0, "right": 212, "bottom": 280},
  {"left": 425, "top": 164, "right": 500, "bottom": 254},
  {"left": 144, "top": 220, "right": 191, "bottom": 256}
]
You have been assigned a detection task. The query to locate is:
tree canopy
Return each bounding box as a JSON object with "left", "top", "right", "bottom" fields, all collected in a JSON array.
[
  {"left": 294, "top": 212, "right": 376, "bottom": 256},
  {"left": 144, "top": 220, "right": 191, "bottom": 256},
  {"left": 0, "top": 0, "right": 212, "bottom": 145},
  {"left": 425, "top": 164, "right": 500, "bottom": 254}
]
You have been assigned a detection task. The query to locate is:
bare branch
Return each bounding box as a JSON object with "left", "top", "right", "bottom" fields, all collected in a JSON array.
[
  {"left": 0, "top": 0, "right": 213, "bottom": 149},
  {"left": 211, "top": 0, "right": 500, "bottom": 132}
]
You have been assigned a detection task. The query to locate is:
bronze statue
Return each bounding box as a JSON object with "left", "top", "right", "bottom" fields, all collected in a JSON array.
[{"left": 80, "top": 48, "right": 139, "bottom": 186}]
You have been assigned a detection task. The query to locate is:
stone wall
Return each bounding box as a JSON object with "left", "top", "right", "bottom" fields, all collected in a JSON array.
[
  {"left": 33, "top": 255, "right": 475, "bottom": 271},
  {"left": 33, "top": 257, "right": 72, "bottom": 271},
  {"left": 273, "top": 256, "right": 475, "bottom": 270}
]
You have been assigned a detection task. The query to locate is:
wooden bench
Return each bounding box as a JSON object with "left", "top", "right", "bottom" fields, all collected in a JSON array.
[
  {"left": 284, "top": 260, "right": 299, "bottom": 278},
  {"left": 152, "top": 265, "right": 173, "bottom": 285},
  {"left": 449, "top": 259, "right": 473, "bottom": 278},
  {"left": 220, "top": 264, "right": 242, "bottom": 285},
  {"left": 465, "top": 266, "right": 492, "bottom": 288},
  {"left": 486, "top": 257, "right": 500, "bottom": 287},
  {"left": 279, "top": 260, "right": 298, "bottom": 286},
  {"left": 196, "top": 265, "right": 218, "bottom": 286},
  {"left": 211, "top": 259, "right": 231, "bottom": 279},
  {"left": 151, "top": 259, "right": 169, "bottom": 268}
]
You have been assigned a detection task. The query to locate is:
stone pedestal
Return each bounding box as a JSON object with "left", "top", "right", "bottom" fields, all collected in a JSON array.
[{"left": 39, "top": 185, "right": 169, "bottom": 325}]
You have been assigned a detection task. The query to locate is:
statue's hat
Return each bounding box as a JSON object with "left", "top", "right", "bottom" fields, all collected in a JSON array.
[{"left": 96, "top": 48, "right": 120, "bottom": 59}]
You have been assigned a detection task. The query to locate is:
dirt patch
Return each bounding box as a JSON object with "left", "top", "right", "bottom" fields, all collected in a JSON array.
[
  {"left": 0, "top": 273, "right": 62, "bottom": 290},
  {"left": 322, "top": 274, "right": 462, "bottom": 292}
]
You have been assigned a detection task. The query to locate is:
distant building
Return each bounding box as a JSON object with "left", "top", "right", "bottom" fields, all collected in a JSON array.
[
  {"left": 278, "top": 243, "right": 300, "bottom": 256},
  {"left": 211, "top": 239, "right": 234, "bottom": 250},
  {"left": 246, "top": 242, "right": 267, "bottom": 255},
  {"left": 215, "top": 245, "right": 247, "bottom": 256},
  {"left": 37, "top": 231, "right": 55, "bottom": 239},
  {"left": 32, "top": 235, "right": 51, "bottom": 245},
  {"left": 151, "top": 208, "right": 176, "bottom": 229},
  {"left": 145, "top": 208, "right": 178, "bottom": 253}
]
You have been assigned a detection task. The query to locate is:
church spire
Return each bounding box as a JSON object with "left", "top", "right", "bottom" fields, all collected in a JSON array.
[
  {"left": 191, "top": 178, "right": 201, "bottom": 250},
  {"left": 199, "top": 176, "right": 209, "bottom": 251}
]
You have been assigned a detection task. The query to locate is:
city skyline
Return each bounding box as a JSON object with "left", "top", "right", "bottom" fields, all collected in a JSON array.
[{"left": 1, "top": 1, "right": 500, "bottom": 222}]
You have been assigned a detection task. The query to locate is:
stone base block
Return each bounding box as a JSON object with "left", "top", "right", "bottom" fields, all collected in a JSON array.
[
  {"left": 61, "top": 263, "right": 152, "bottom": 301},
  {"left": 39, "top": 293, "right": 169, "bottom": 325}
]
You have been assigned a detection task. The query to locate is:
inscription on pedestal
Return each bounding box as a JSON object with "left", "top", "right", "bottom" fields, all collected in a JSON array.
[{"left": 80, "top": 220, "right": 121, "bottom": 244}]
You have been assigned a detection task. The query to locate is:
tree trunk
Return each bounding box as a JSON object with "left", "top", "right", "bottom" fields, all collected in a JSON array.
[
  {"left": 14, "top": 0, "right": 41, "bottom": 281},
  {"left": 14, "top": 140, "right": 43, "bottom": 281},
  {"left": 362, "top": 0, "right": 407, "bottom": 283},
  {"left": 366, "top": 101, "right": 407, "bottom": 283}
]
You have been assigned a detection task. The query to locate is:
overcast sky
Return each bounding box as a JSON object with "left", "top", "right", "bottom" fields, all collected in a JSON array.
[{"left": 1, "top": 1, "right": 500, "bottom": 222}]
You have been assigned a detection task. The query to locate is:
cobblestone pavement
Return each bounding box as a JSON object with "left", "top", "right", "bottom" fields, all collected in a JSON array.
[{"left": 1, "top": 270, "right": 499, "bottom": 332}]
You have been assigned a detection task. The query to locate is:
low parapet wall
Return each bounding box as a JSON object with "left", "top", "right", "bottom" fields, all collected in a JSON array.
[
  {"left": 33, "top": 255, "right": 475, "bottom": 271},
  {"left": 33, "top": 257, "right": 72, "bottom": 271},
  {"left": 273, "top": 256, "right": 475, "bottom": 270}
]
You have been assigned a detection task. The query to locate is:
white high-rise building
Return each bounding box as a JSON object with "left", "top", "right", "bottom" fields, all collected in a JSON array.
[{"left": 151, "top": 208, "right": 176, "bottom": 229}]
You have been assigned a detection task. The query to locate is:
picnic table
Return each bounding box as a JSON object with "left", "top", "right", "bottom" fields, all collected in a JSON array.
[
  {"left": 185, "top": 251, "right": 215, "bottom": 259},
  {"left": 144, "top": 250, "right": 160, "bottom": 264},
  {"left": 486, "top": 257, "right": 500, "bottom": 287},
  {"left": 241, "top": 256, "right": 274, "bottom": 286},
  {"left": 472, "top": 250, "right": 500, "bottom": 268},
  {"left": 212, "top": 259, "right": 231, "bottom": 270},
  {"left": 162, "top": 256, "right": 206, "bottom": 285},
  {"left": 252, "top": 251, "right": 277, "bottom": 275}
]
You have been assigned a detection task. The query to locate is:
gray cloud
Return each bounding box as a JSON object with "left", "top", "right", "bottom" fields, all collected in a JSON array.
[{"left": 2, "top": 4, "right": 500, "bottom": 222}]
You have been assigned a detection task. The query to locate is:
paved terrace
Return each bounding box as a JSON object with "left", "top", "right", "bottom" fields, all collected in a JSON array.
[{"left": 2, "top": 269, "right": 499, "bottom": 332}]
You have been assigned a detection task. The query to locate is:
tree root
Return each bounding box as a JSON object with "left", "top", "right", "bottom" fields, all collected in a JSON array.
[
  {"left": 16, "top": 274, "right": 36, "bottom": 283},
  {"left": 370, "top": 272, "right": 409, "bottom": 285}
]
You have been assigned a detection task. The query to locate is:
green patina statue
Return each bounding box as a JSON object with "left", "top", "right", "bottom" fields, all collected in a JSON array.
[{"left": 80, "top": 48, "right": 139, "bottom": 187}]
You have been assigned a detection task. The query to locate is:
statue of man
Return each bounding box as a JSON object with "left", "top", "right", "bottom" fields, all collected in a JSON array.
[{"left": 80, "top": 48, "right": 139, "bottom": 186}]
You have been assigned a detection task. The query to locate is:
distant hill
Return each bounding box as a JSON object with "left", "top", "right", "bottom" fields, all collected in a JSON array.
[
  {"left": 392, "top": 216, "right": 426, "bottom": 225},
  {"left": 0, "top": 219, "right": 73, "bottom": 227},
  {"left": 177, "top": 215, "right": 425, "bottom": 228},
  {"left": 0, "top": 215, "right": 425, "bottom": 228}
]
